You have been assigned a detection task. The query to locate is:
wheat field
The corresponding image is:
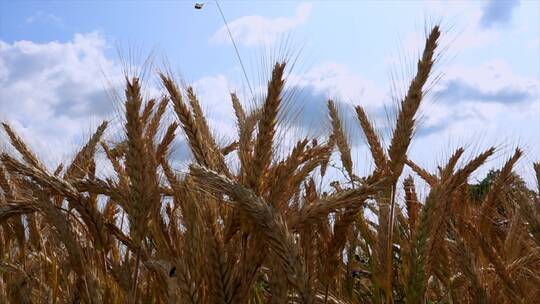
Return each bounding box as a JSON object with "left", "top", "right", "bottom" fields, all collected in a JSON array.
[{"left": 0, "top": 25, "right": 539, "bottom": 303}]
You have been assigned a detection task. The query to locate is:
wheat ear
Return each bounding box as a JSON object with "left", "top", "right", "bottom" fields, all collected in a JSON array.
[
  {"left": 388, "top": 26, "right": 440, "bottom": 180},
  {"left": 160, "top": 73, "right": 212, "bottom": 168},
  {"left": 2, "top": 122, "right": 47, "bottom": 172},
  {"left": 65, "top": 121, "right": 108, "bottom": 180},
  {"left": 190, "top": 164, "right": 313, "bottom": 302},
  {"left": 250, "top": 62, "right": 286, "bottom": 193},
  {"left": 356, "top": 105, "right": 387, "bottom": 172},
  {"left": 328, "top": 100, "right": 353, "bottom": 179}
]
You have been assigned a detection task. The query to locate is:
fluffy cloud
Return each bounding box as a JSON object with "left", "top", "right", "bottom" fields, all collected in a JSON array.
[
  {"left": 408, "top": 60, "right": 539, "bottom": 185},
  {"left": 0, "top": 32, "right": 266, "bottom": 168},
  {"left": 291, "top": 62, "right": 387, "bottom": 107},
  {"left": 436, "top": 60, "right": 538, "bottom": 104},
  {"left": 210, "top": 2, "right": 312, "bottom": 47},
  {"left": 414, "top": 1, "right": 499, "bottom": 51},
  {"left": 414, "top": 60, "right": 539, "bottom": 143},
  {"left": 0, "top": 33, "right": 122, "bottom": 166},
  {"left": 283, "top": 62, "right": 389, "bottom": 139},
  {"left": 411, "top": 98, "right": 538, "bottom": 185},
  {"left": 437, "top": 80, "right": 530, "bottom": 104},
  {"left": 191, "top": 74, "right": 239, "bottom": 143},
  {"left": 480, "top": 0, "right": 520, "bottom": 28},
  {"left": 25, "top": 11, "right": 63, "bottom": 26}
]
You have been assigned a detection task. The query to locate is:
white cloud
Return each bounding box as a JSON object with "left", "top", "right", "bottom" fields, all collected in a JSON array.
[
  {"left": 192, "top": 74, "right": 235, "bottom": 118},
  {"left": 25, "top": 11, "right": 63, "bottom": 26},
  {"left": 479, "top": 0, "right": 520, "bottom": 29},
  {"left": 412, "top": 59, "right": 540, "bottom": 179},
  {"left": 291, "top": 62, "right": 387, "bottom": 108},
  {"left": 412, "top": 98, "right": 539, "bottom": 186},
  {"left": 394, "top": 1, "right": 498, "bottom": 57},
  {"left": 0, "top": 33, "right": 122, "bottom": 166},
  {"left": 414, "top": 59, "right": 538, "bottom": 135},
  {"left": 437, "top": 59, "right": 539, "bottom": 101},
  {"left": 191, "top": 74, "right": 238, "bottom": 140},
  {"left": 0, "top": 32, "right": 259, "bottom": 168},
  {"left": 210, "top": 2, "right": 312, "bottom": 47}
]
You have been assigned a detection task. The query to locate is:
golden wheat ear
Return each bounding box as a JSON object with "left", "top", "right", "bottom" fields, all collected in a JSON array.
[
  {"left": 186, "top": 86, "right": 229, "bottom": 174},
  {"left": 231, "top": 92, "right": 246, "bottom": 127},
  {"left": 145, "top": 96, "right": 168, "bottom": 141},
  {"left": 403, "top": 175, "right": 420, "bottom": 234},
  {"left": 123, "top": 77, "right": 163, "bottom": 302},
  {"left": 356, "top": 105, "right": 387, "bottom": 172},
  {"left": 189, "top": 164, "right": 313, "bottom": 301},
  {"left": 406, "top": 158, "right": 437, "bottom": 186},
  {"left": 328, "top": 99, "right": 353, "bottom": 180},
  {"left": 250, "top": 62, "right": 286, "bottom": 193},
  {"left": 478, "top": 148, "right": 522, "bottom": 234},
  {"left": 65, "top": 121, "right": 108, "bottom": 180},
  {"left": 2, "top": 122, "right": 47, "bottom": 172},
  {"left": 0, "top": 202, "right": 38, "bottom": 225},
  {"left": 388, "top": 25, "right": 440, "bottom": 181},
  {"left": 160, "top": 73, "right": 212, "bottom": 169}
]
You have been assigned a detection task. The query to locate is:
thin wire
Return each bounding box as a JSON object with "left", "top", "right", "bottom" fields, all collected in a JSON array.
[{"left": 214, "top": 0, "right": 256, "bottom": 102}]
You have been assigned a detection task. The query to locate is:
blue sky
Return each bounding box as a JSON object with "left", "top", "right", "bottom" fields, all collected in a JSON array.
[{"left": 1, "top": 0, "right": 539, "bottom": 186}]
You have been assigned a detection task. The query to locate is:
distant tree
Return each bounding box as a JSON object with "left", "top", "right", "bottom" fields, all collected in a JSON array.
[
  {"left": 469, "top": 170, "right": 498, "bottom": 203},
  {"left": 469, "top": 169, "right": 536, "bottom": 215}
]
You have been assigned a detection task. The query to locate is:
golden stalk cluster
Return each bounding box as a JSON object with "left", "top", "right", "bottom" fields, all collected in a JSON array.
[{"left": 1, "top": 26, "right": 539, "bottom": 303}]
